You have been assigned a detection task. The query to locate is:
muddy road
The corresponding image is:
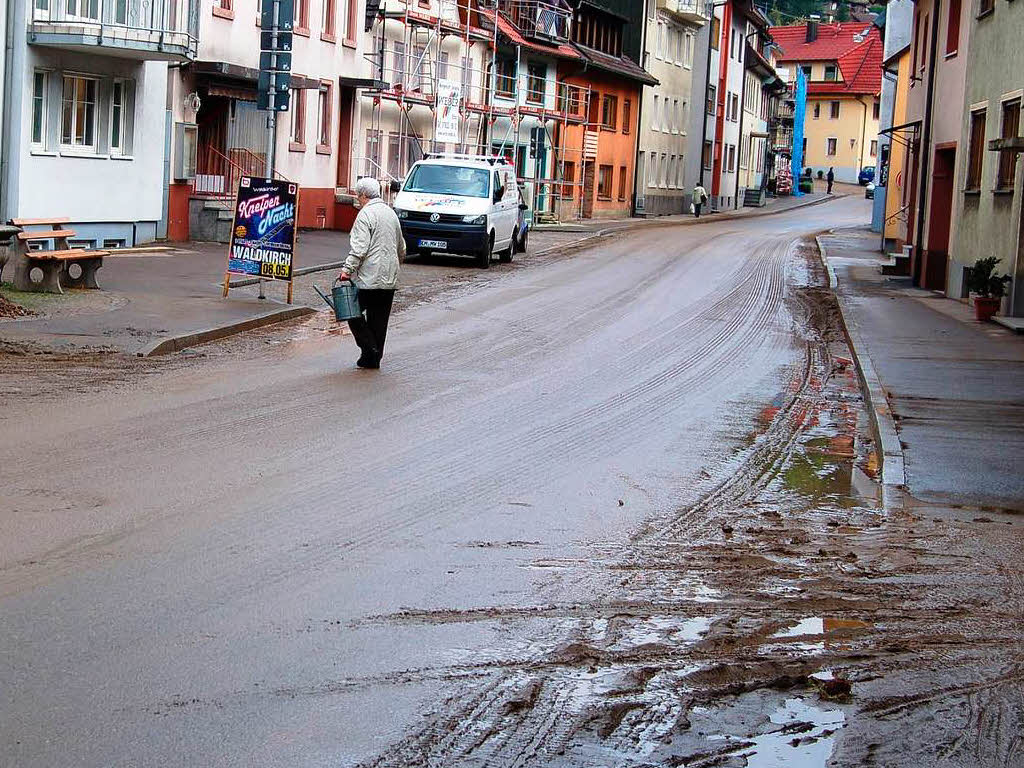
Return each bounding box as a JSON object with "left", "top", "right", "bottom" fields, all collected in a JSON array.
[{"left": 1, "top": 196, "right": 1021, "bottom": 767}]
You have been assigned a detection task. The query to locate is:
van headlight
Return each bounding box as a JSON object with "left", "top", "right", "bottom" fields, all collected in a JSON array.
[
  {"left": 396, "top": 209, "right": 409, "bottom": 219},
  {"left": 463, "top": 214, "right": 486, "bottom": 224}
]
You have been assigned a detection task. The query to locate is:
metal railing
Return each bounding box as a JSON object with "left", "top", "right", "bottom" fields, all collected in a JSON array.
[
  {"left": 193, "top": 145, "right": 265, "bottom": 201},
  {"left": 497, "top": 0, "right": 571, "bottom": 43},
  {"left": 30, "top": 0, "right": 199, "bottom": 58}
]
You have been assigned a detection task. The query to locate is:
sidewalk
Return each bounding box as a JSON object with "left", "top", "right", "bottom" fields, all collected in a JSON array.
[
  {"left": 820, "top": 227, "right": 1024, "bottom": 512},
  {"left": 0, "top": 189, "right": 841, "bottom": 357}
]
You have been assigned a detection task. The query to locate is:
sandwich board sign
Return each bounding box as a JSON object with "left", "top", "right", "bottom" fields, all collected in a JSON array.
[
  {"left": 435, "top": 79, "right": 462, "bottom": 144},
  {"left": 223, "top": 176, "right": 299, "bottom": 304}
]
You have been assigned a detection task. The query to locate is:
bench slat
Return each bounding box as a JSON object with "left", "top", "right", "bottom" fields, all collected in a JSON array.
[
  {"left": 26, "top": 249, "right": 108, "bottom": 260},
  {"left": 10, "top": 217, "right": 71, "bottom": 227},
  {"left": 17, "top": 229, "right": 77, "bottom": 241}
]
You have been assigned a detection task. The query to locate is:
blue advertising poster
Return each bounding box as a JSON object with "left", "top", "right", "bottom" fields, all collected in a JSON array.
[{"left": 226, "top": 177, "right": 298, "bottom": 281}]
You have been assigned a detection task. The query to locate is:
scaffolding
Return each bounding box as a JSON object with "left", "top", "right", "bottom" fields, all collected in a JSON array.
[{"left": 358, "top": 0, "right": 597, "bottom": 222}]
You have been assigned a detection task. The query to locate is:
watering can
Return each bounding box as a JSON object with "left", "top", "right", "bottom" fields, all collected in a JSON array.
[{"left": 314, "top": 279, "right": 362, "bottom": 322}]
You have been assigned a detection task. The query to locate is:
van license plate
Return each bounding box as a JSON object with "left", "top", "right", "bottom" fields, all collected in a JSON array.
[{"left": 419, "top": 239, "right": 447, "bottom": 249}]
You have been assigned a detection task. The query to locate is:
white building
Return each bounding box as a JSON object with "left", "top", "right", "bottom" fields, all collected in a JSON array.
[
  {"left": 1, "top": 0, "right": 198, "bottom": 246},
  {"left": 167, "top": 0, "right": 369, "bottom": 240},
  {"left": 635, "top": 0, "right": 708, "bottom": 217}
]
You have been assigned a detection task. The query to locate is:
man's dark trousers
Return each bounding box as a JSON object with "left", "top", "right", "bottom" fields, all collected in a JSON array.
[
  {"left": 347, "top": 288, "right": 395, "bottom": 364},
  {"left": 694, "top": 203, "right": 702, "bottom": 218}
]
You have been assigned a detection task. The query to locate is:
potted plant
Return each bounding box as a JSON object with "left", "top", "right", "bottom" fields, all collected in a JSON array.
[{"left": 966, "top": 257, "right": 1012, "bottom": 321}]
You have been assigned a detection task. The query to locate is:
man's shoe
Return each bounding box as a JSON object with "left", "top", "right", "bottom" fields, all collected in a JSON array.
[{"left": 356, "top": 358, "right": 380, "bottom": 369}]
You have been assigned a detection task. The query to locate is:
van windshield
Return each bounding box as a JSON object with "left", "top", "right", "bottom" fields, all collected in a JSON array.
[{"left": 404, "top": 165, "right": 491, "bottom": 198}]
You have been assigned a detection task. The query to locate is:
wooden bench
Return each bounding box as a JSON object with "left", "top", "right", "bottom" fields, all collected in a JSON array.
[{"left": 6, "top": 218, "right": 108, "bottom": 293}]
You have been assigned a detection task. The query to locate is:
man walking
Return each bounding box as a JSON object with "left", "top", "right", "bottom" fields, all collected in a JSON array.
[
  {"left": 692, "top": 182, "right": 708, "bottom": 218},
  {"left": 338, "top": 177, "right": 405, "bottom": 369},
  {"left": 826, "top": 167, "right": 835, "bottom": 194}
]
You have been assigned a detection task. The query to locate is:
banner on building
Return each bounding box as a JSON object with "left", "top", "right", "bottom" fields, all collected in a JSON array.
[
  {"left": 224, "top": 177, "right": 299, "bottom": 302},
  {"left": 434, "top": 80, "right": 463, "bottom": 144}
]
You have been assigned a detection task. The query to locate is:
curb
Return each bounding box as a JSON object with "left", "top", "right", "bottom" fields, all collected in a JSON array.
[
  {"left": 138, "top": 305, "right": 316, "bottom": 357},
  {"left": 815, "top": 233, "right": 906, "bottom": 510}
]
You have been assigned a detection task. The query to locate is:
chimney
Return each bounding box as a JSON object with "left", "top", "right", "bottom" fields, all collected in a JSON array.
[{"left": 806, "top": 14, "right": 820, "bottom": 42}]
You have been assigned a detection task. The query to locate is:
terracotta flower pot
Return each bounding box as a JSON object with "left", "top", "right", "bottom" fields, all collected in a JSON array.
[{"left": 973, "top": 296, "right": 1001, "bottom": 322}]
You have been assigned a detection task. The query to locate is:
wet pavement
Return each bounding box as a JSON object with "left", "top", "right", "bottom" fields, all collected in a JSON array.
[{"left": 1, "top": 197, "right": 1021, "bottom": 767}]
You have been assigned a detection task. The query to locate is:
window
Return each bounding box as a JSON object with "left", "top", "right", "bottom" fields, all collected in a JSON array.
[
  {"left": 731, "top": 93, "right": 739, "bottom": 122},
  {"left": 667, "top": 155, "right": 675, "bottom": 188},
  {"left": 31, "top": 70, "right": 47, "bottom": 148},
  {"left": 676, "top": 155, "right": 685, "bottom": 188},
  {"left": 340, "top": 0, "right": 354, "bottom": 40},
  {"left": 870, "top": 140, "right": 878, "bottom": 156},
  {"left": 649, "top": 153, "right": 659, "bottom": 187},
  {"left": 651, "top": 95, "right": 660, "bottom": 129},
  {"left": 997, "top": 99, "right": 1020, "bottom": 190},
  {"left": 60, "top": 75, "right": 97, "bottom": 151},
  {"left": 966, "top": 108, "right": 986, "bottom": 190},
  {"left": 109, "top": 78, "right": 129, "bottom": 155},
  {"left": 801, "top": 64, "right": 812, "bottom": 80},
  {"left": 438, "top": 51, "right": 450, "bottom": 80},
  {"left": 727, "top": 144, "right": 735, "bottom": 172},
  {"left": 946, "top": 0, "right": 960, "bottom": 54},
  {"left": 656, "top": 20, "right": 664, "bottom": 59},
  {"left": 601, "top": 94, "right": 618, "bottom": 130},
  {"left": 979, "top": 0, "right": 994, "bottom": 16},
  {"left": 703, "top": 140, "right": 712, "bottom": 170},
  {"left": 317, "top": 81, "right": 332, "bottom": 150},
  {"left": 830, "top": 100, "right": 840, "bottom": 119},
  {"left": 824, "top": 64, "right": 837, "bottom": 81},
  {"left": 826, "top": 137, "right": 838, "bottom": 156},
  {"left": 294, "top": 0, "right": 308, "bottom": 32},
  {"left": 392, "top": 42, "right": 406, "bottom": 88},
  {"left": 65, "top": 0, "right": 100, "bottom": 19},
  {"left": 289, "top": 87, "right": 305, "bottom": 148},
  {"left": 684, "top": 32, "right": 693, "bottom": 68},
  {"left": 617, "top": 165, "right": 627, "bottom": 200},
  {"left": 873, "top": 100, "right": 880, "bottom": 120},
  {"left": 622, "top": 99, "right": 631, "bottom": 134},
  {"left": 706, "top": 85, "right": 716, "bottom": 115},
  {"left": 672, "top": 99, "right": 680, "bottom": 133},
  {"left": 410, "top": 44, "right": 426, "bottom": 91},
  {"left": 661, "top": 153, "right": 668, "bottom": 186},
  {"left": 711, "top": 15, "right": 720, "bottom": 50},
  {"left": 364, "top": 128, "right": 381, "bottom": 175},
  {"left": 813, "top": 102, "right": 820, "bottom": 119},
  {"left": 322, "top": 0, "right": 335, "bottom": 39},
  {"left": 526, "top": 61, "right": 545, "bottom": 104},
  {"left": 213, "top": 0, "right": 231, "bottom": 15},
  {"left": 919, "top": 14, "right": 929, "bottom": 69},
  {"left": 598, "top": 164, "right": 613, "bottom": 199},
  {"left": 561, "top": 161, "right": 575, "bottom": 197},
  {"left": 495, "top": 57, "right": 515, "bottom": 97}
]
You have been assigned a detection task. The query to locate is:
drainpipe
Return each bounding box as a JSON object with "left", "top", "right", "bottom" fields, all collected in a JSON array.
[
  {"left": 631, "top": 12, "right": 648, "bottom": 215},
  {"left": 913, "top": 0, "right": 940, "bottom": 287},
  {"left": 0, "top": 0, "right": 16, "bottom": 223}
]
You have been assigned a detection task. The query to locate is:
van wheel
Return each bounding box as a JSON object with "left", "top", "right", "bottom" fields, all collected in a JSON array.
[
  {"left": 498, "top": 238, "right": 513, "bottom": 264},
  {"left": 516, "top": 228, "right": 529, "bottom": 255},
  {"left": 478, "top": 234, "right": 493, "bottom": 269}
]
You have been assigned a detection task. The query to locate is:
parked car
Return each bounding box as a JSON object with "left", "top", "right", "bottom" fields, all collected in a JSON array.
[
  {"left": 858, "top": 165, "right": 876, "bottom": 186},
  {"left": 394, "top": 155, "right": 521, "bottom": 269},
  {"left": 865, "top": 182, "right": 875, "bottom": 199}
]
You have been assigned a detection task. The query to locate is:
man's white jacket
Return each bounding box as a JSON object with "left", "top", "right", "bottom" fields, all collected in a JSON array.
[{"left": 344, "top": 197, "right": 405, "bottom": 290}]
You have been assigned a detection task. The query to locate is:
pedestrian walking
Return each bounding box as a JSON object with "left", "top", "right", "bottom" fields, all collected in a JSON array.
[
  {"left": 826, "top": 167, "right": 835, "bottom": 194},
  {"left": 692, "top": 182, "right": 708, "bottom": 218},
  {"left": 338, "top": 177, "right": 405, "bottom": 369}
]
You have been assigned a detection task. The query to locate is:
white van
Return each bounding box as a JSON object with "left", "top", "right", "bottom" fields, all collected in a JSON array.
[{"left": 393, "top": 155, "right": 524, "bottom": 269}]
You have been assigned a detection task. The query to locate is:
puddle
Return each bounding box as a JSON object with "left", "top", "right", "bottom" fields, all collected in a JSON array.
[
  {"left": 773, "top": 617, "right": 824, "bottom": 639},
  {"left": 608, "top": 615, "right": 714, "bottom": 650},
  {"left": 742, "top": 696, "right": 846, "bottom": 768}
]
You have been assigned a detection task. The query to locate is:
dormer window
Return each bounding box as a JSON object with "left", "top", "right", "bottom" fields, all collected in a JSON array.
[{"left": 824, "top": 64, "right": 838, "bottom": 81}]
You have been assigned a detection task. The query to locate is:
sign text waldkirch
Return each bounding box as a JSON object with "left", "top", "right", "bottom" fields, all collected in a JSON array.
[{"left": 223, "top": 176, "right": 299, "bottom": 303}]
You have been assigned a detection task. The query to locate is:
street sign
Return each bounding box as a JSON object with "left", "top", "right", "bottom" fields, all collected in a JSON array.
[
  {"left": 260, "top": 51, "right": 291, "bottom": 72},
  {"left": 261, "top": 30, "right": 293, "bottom": 51},
  {"left": 224, "top": 176, "right": 300, "bottom": 303},
  {"left": 258, "top": 70, "right": 291, "bottom": 96},
  {"left": 260, "top": 0, "right": 294, "bottom": 30},
  {"left": 257, "top": 90, "right": 291, "bottom": 111}
]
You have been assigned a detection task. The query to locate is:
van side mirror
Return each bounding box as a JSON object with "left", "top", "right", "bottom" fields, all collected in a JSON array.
[{"left": 493, "top": 185, "right": 504, "bottom": 202}]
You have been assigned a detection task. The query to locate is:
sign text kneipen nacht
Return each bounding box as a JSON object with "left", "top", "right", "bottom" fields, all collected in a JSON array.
[{"left": 224, "top": 176, "right": 299, "bottom": 302}]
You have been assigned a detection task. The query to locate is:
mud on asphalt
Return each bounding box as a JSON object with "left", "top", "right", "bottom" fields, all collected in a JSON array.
[{"left": 347, "top": 238, "right": 1024, "bottom": 767}]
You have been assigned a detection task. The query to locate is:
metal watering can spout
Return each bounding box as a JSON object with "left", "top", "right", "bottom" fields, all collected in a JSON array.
[{"left": 314, "top": 279, "right": 362, "bottom": 322}]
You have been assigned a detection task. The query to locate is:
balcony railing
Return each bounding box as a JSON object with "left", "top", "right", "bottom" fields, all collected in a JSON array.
[
  {"left": 29, "top": 0, "right": 198, "bottom": 62},
  {"left": 497, "top": 0, "right": 571, "bottom": 43},
  {"left": 657, "top": 0, "right": 709, "bottom": 23}
]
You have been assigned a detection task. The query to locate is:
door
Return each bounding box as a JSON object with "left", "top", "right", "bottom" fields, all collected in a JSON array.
[
  {"left": 582, "top": 161, "right": 595, "bottom": 219},
  {"left": 923, "top": 146, "right": 955, "bottom": 290},
  {"left": 635, "top": 151, "right": 646, "bottom": 213}
]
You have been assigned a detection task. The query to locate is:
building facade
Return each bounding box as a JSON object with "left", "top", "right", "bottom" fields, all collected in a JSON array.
[
  {"left": 774, "top": 20, "right": 882, "bottom": 185},
  {"left": 167, "top": 0, "right": 368, "bottom": 240},
  {"left": 708, "top": 0, "right": 746, "bottom": 210},
  {"left": 635, "top": 0, "right": 708, "bottom": 217},
  {"left": 1, "top": 0, "right": 198, "bottom": 246},
  {"left": 898, "top": 0, "right": 971, "bottom": 290},
  {"left": 871, "top": 0, "right": 911, "bottom": 241},
  {"left": 949, "top": 0, "right": 1023, "bottom": 318},
  {"left": 736, "top": 7, "right": 783, "bottom": 208}
]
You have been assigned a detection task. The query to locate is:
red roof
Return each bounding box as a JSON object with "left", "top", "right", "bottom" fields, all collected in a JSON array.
[
  {"left": 480, "top": 9, "right": 581, "bottom": 60},
  {"left": 774, "top": 22, "right": 883, "bottom": 96}
]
